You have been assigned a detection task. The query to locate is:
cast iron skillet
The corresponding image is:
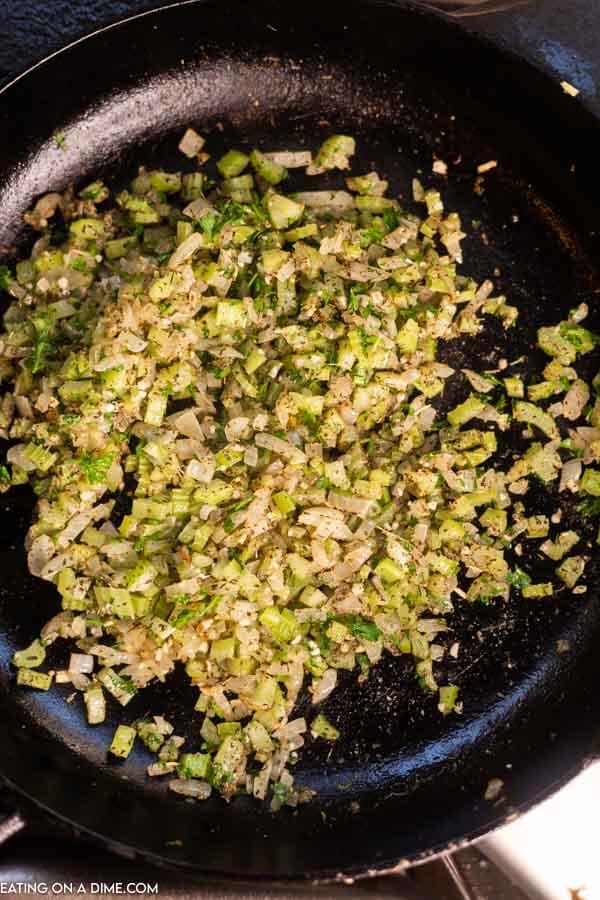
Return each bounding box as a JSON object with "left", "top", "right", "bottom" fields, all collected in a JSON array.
[{"left": 1, "top": 0, "right": 600, "bottom": 886}]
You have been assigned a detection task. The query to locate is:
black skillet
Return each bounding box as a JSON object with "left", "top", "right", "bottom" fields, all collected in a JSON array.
[{"left": 1, "top": 0, "right": 600, "bottom": 888}]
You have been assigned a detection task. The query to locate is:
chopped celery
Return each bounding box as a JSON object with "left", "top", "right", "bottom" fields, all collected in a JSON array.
[
  {"left": 311, "top": 713, "right": 340, "bottom": 741},
  {"left": 12, "top": 639, "right": 46, "bottom": 669},
  {"left": 17, "top": 669, "right": 53, "bottom": 690},
  {"left": 178, "top": 752, "right": 211, "bottom": 779},
  {"left": 447, "top": 395, "right": 485, "bottom": 427},
  {"left": 514, "top": 401, "right": 559, "bottom": 440},
  {"left": 267, "top": 194, "right": 304, "bottom": 229},
  {"left": 85, "top": 685, "right": 106, "bottom": 724},
  {"left": 250, "top": 149, "right": 287, "bottom": 185},
  {"left": 273, "top": 491, "right": 296, "bottom": 515},
  {"left": 109, "top": 724, "right": 136, "bottom": 758},
  {"left": 438, "top": 684, "right": 459, "bottom": 715},
  {"left": 217, "top": 150, "right": 250, "bottom": 178},
  {"left": 97, "top": 668, "right": 137, "bottom": 706},
  {"left": 556, "top": 555, "right": 586, "bottom": 588}
]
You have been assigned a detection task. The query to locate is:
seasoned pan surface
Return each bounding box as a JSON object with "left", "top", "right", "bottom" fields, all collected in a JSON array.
[{"left": 0, "top": 0, "right": 600, "bottom": 880}]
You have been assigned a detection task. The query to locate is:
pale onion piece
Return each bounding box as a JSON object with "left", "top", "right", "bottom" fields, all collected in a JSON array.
[
  {"left": 475, "top": 280, "right": 494, "bottom": 302},
  {"left": 569, "top": 302, "right": 588, "bottom": 323},
  {"left": 300, "top": 508, "right": 352, "bottom": 540},
  {"left": 413, "top": 523, "right": 429, "bottom": 544},
  {"left": 165, "top": 577, "right": 204, "bottom": 597},
  {"left": 244, "top": 445, "right": 259, "bottom": 467},
  {"left": 182, "top": 196, "right": 213, "bottom": 219},
  {"left": 55, "top": 671, "right": 72, "bottom": 684},
  {"left": 98, "top": 519, "right": 119, "bottom": 537},
  {"left": 173, "top": 409, "right": 205, "bottom": 441},
  {"left": 147, "top": 762, "right": 177, "bottom": 777},
  {"left": 363, "top": 640, "right": 383, "bottom": 665},
  {"left": 15, "top": 396, "right": 33, "bottom": 418},
  {"left": 293, "top": 190, "right": 355, "bottom": 213},
  {"left": 383, "top": 220, "right": 419, "bottom": 250},
  {"left": 94, "top": 354, "right": 128, "bottom": 372},
  {"left": 224, "top": 675, "right": 257, "bottom": 696},
  {"left": 299, "top": 506, "right": 343, "bottom": 523},
  {"left": 311, "top": 669, "right": 338, "bottom": 704},
  {"left": 57, "top": 511, "right": 95, "bottom": 549},
  {"left": 328, "top": 491, "right": 374, "bottom": 518},
  {"left": 7, "top": 444, "right": 36, "bottom": 472},
  {"left": 548, "top": 401, "right": 564, "bottom": 418},
  {"left": 560, "top": 80, "right": 580, "bottom": 97},
  {"left": 169, "top": 779, "right": 212, "bottom": 800},
  {"left": 417, "top": 406, "right": 437, "bottom": 430},
  {"left": 441, "top": 231, "right": 463, "bottom": 263},
  {"left": 330, "top": 542, "right": 374, "bottom": 583},
  {"left": 153, "top": 715, "right": 174, "bottom": 736},
  {"left": 246, "top": 488, "right": 272, "bottom": 529},
  {"left": 417, "top": 619, "right": 448, "bottom": 635},
  {"left": 202, "top": 686, "right": 233, "bottom": 720},
  {"left": 178, "top": 127, "right": 205, "bottom": 158},
  {"left": 462, "top": 369, "right": 494, "bottom": 393},
  {"left": 225, "top": 416, "right": 251, "bottom": 442},
  {"left": 433, "top": 159, "right": 448, "bottom": 175},
  {"left": 71, "top": 673, "right": 91, "bottom": 692},
  {"left": 28, "top": 535, "right": 56, "bottom": 577},
  {"left": 477, "top": 160, "right": 498, "bottom": 174},
  {"left": 255, "top": 432, "right": 306, "bottom": 464},
  {"left": 168, "top": 232, "right": 204, "bottom": 269},
  {"left": 41, "top": 611, "right": 73, "bottom": 642},
  {"left": 274, "top": 717, "right": 307, "bottom": 739},
  {"left": 310, "top": 539, "right": 333, "bottom": 570},
  {"left": 120, "top": 331, "right": 148, "bottom": 352},
  {"left": 304, "top": 442, "right": 323, "bottom": 459},
  {"left": 69, "top": 653, "right": 94, "bottom": 674},
  {"left": 175, "top": 438, "right": 204, "bottom": 460},
  {"left": 559, "top": 458, "right": 582, "bottom": 493},
  {"left": 429, "top": 363, "right": 455, "bottom": 379},
  {"left": 253, "top": 760, "right": 273, "bottom": 800},
  {"left": 485, "top": 778, "right": 504, "bottom": 801},
  {"left": 35, "top": 192, "right": 63, "bottom": 219},
  {"left": 349, "top": 262, "right": 389, "bottom": 284},
  {"left": 185, "top": 457, "right": 215, "bottom": 482},
  {"left": 562, "top": 380, "right": 590, "bottom": 421},
  {"left": 263, "top": 151, "right": 312, "bottom": 168},
  {"left": 277, "top": 260, "right": 296, "bottom": 284},
  {"left": 508, "top": 479, "right": 530, "bottom": 495},
  {"left": 478, "top": 406, "right": 509, "bottom": 430}
]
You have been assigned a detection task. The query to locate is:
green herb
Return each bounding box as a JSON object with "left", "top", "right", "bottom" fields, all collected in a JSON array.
[
  {"left": 198, "top": 213, "right": 220, "bottom": 242},
  {"left": 223, "top": 515, "right": 235, "bottom": 534},
  {"left": 54, "top": 131, "right": 67, "bottom": 150},
  {"left": 578, "top": 496, "right": 600, "bottom": 517},
  {"left": 382, "top": 207, "right": 401, "bottom": 232},
  {"left": 507, "top": 566, "right": 532, "bottom": 590},
  {"left": 345, "top": 615, "right": 381, "bottom": 642},
  {"left": 0, "top": 266, "right": 13, "bottom": 290},
  {"left": 360, "top": 225, "right": 385, "bottom": 249},
  {"left": 27, "top": 332, "right": 55, "bottom": 375},
  {"left": 348, "top": 285, "right": 362, "bottom": 312},
  {"left": 78, "top": 451, "right": 115, "bottom": 484},
  {"left": 357, "top": 652, "right": 370, "bottom": 676}
]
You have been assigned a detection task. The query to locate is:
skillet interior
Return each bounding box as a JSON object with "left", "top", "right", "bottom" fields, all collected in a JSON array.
[{"left": 1, "top": 0, "right": 600, "bottom": 880}]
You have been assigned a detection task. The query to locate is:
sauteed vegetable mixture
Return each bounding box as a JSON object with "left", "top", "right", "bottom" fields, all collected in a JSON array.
[{"left": 2, "top": 131, "right": 598, "bottom": 808}]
